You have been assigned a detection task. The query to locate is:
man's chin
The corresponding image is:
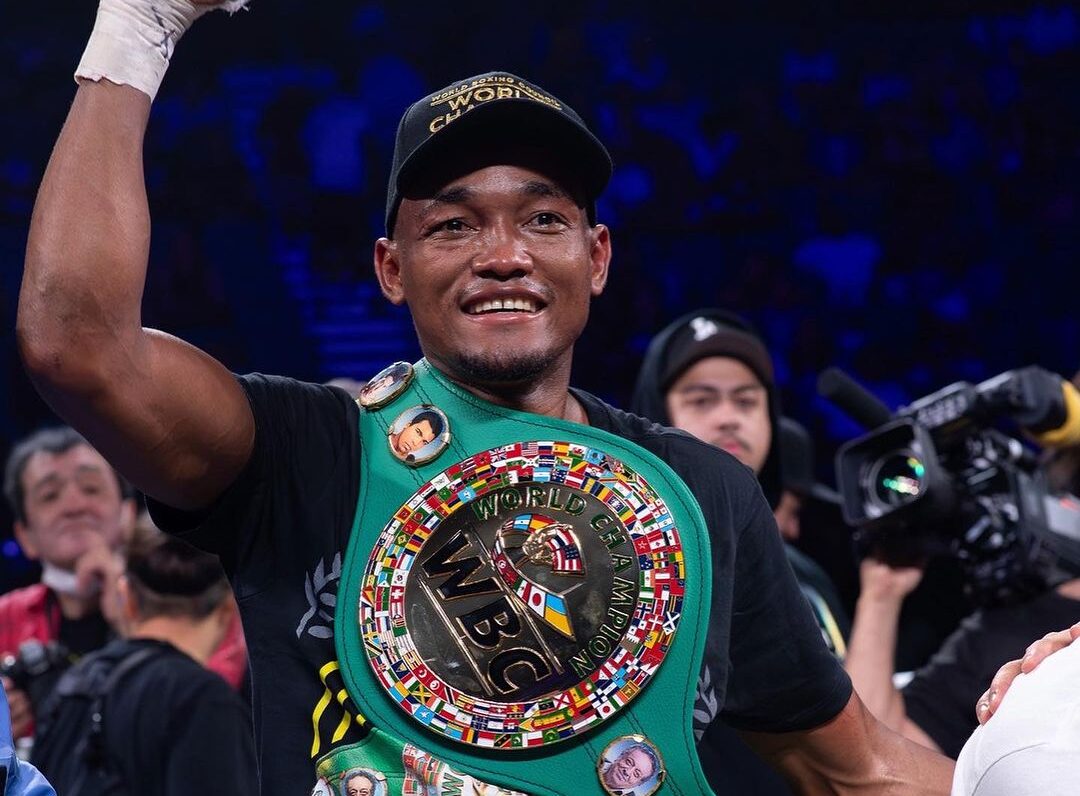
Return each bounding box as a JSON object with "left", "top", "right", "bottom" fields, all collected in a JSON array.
[{"left": 448, "top": 350, "right": 556, "bottom": 386}]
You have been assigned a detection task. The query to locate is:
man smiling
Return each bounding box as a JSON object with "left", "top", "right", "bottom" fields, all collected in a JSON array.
[
  {"left": 601, "top": 744, "right": 658, "bottom": 793},
  {"left": 18, "top": 2, "right": 953, "bottom": 794},
  {"left": 0, "top": 427, "right": 136, "bottom": 740}
]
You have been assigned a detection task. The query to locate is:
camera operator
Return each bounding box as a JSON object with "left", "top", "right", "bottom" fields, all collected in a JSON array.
[
  {"left": 1, "top": 427, "right": 137, "bottom": 741},
  {"left": 844, "top": 371, "right": 1080, "bottom": 759}
]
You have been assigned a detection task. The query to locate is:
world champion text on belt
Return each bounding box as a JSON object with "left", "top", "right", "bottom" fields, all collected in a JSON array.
[{"left": 358, "top": 440, "right": 687, "bottom": 749}]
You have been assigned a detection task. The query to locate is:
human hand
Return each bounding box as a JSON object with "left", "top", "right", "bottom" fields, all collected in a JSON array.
[
  {"left": 1, "top": 676, "right": 33, "bottom": 739},
  {"left": 975, "top": 621, "right": 1080, "bottom": 724},
  {"left": 74, "top": 542, "right": 126, "bottom": 630},
  {"left": 858, "top": 556, "right": 925, "bottom": 603}
]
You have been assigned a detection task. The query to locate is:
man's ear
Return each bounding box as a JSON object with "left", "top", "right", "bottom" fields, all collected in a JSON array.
[
  {"left": 116, "top": 575, "right": 139, "bottom": 628},
  {"left": 374, "top": 238, "right": 407, "bottom": 306},
  {"left": 13, "top": 521, "right": 40, "bottom": 561},
  {"left": 588, "top": 224, "right": 612, "bottom": 297}
]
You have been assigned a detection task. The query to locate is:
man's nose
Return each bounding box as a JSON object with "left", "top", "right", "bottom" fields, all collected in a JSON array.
[
  {"left": 709, "top": 401, "right": 740, "bottom": 429},
  {"left": 472, "top": 222, "right": 532, "bottom": 279}
]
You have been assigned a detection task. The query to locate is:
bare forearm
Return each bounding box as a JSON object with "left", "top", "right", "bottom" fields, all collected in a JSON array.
[
  {"left": 857, "top": 718, "right": 954, "bottom": 795},
  {"left": 845, "top": 594, "right": 907, "bottom": 727},
  {"left": 745, "top": 692, "right": 953, "bottom": 795}
]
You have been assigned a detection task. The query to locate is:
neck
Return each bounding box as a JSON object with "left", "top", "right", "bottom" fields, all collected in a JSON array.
[
  {"left": 434, "top": 356, "right": 589, "bottom": 425},
  {"left": 130, "top": 616, "right": 218, "bottom": 664}
]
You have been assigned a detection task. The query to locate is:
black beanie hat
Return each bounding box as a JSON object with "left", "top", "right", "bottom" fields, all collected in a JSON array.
[{"left": 630, "top": 309, "right": 783, "bottom": 509}]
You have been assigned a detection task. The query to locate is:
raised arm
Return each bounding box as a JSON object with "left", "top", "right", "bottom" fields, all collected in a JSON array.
[
  {"left": 743, "top": 690, "right": 954, "bottom": 795},
  {"left": 844, "top": 557, "right": 942, "bottom": 751},
  {"left": 17, "top": 2, "right": 254, "bottom": 511}
]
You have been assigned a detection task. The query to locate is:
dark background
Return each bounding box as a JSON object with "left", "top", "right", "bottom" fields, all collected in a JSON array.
[{"left": 2, "top": 2, "right": 1078, "bottom": 627}]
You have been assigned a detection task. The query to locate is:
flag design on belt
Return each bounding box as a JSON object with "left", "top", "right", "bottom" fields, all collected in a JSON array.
[
  {"left": 361, "top": 440, "right": 687, "bottom": 748},
  {"left": 491, "top": 513, "right": 585, "bottom": 639}
]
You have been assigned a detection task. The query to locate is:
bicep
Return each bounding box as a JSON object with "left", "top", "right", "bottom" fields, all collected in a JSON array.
[{"left": 39, "top": 327, "right": 254, "bottom": 512}]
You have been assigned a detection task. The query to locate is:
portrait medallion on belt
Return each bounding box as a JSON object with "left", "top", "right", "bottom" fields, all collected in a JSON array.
[
  {"left": 597, "top": 735, "right": 666, "bottom": 796},
  {"left": 337, "top": 767, "right": 387, "bottom": 796},
  {"left": 359, "top": 441, "right": 686, "bottom": 749},
  {"left": 387, "top": 404, "right": 451, "bottom": 466},
  {"left": 358, "top": 361, "right": 414, "bottom": 410}
]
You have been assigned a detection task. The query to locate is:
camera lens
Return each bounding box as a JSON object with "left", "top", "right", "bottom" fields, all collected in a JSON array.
[{"left": 869, "top": 451, "right": 925, "bottom": 510}]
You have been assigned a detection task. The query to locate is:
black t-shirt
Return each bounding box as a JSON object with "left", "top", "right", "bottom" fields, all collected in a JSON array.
[
  {"left": 149, "top": 374, "right": 851, "bottom": 793},
  {"left": 694, "top": 547, "right": 851, "bottom": 796},
  {"left": 57, "top": 611, "right": 110, "bottom": 657},
  {"left": 36, "top": 637, "right": 256, "bottom": 796},
  {"left": 902, "top": 589, "right": 1080, "bottom": 758}
]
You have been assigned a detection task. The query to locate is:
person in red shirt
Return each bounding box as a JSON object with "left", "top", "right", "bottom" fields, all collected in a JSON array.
[{"left": 1, "top": 426, "right": 247, "bottom": 740}]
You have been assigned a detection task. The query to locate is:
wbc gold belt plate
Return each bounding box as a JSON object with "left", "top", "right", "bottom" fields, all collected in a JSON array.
[{"left": 358, "top": 441, "right": 686, "bottom": 749}]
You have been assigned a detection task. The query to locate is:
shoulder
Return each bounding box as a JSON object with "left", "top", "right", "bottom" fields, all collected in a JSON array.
[
  {"left": 0, "top": 584, "right": 51, "bottom": 650},
  {"left": 117, "top": 642, "right": 228, "bottom": 701},
  {"left": 237, "top": 372, "right": 358, "bottom": 422},
  {"left": 236, "top": 372, "right": 359, "bottom": 474},
  {"left": 0, "top": 583, "right": 49, "bottom": 614},
  {"left": 954, "top": 642, "right": 1080, "bottom": 793}
]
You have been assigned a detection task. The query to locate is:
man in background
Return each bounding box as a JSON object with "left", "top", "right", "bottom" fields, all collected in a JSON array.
[
  {"left": 632, "top": 309, "right": 850, "bottom": 655},
  {"left": 31, "top": 535, "right": 255, "bottom": 795},
  {"left": 1, "top": 427, "right": 247, "bottom": 742},
  {"left": 1, "top": 427, "right": 136, "bottom": 740},
  {"left": 631, "top": 309, "right": 850, "bottom": 794}
]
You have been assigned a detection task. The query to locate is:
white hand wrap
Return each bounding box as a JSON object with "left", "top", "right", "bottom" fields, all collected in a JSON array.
[{"left": 74, "top": 0, "right": 250, "bottom": 101}]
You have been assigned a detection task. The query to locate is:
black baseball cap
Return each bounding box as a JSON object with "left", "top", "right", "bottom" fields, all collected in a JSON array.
[{"left": 385, "top": 71, "right": 613, "bottom": 235}]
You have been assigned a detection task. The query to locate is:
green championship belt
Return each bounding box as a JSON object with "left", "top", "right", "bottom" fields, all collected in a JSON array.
[{"left": 324, "top": 360, "right": 714, "bottom": 796}]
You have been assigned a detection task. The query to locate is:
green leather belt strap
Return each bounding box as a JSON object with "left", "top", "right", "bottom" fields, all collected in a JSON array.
[{"left": 330, "top": 360, "right": 714, "bottom": 795}]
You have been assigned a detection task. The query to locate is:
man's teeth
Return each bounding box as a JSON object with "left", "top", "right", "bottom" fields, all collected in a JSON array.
[{"left": 467, "top": 298, "right": 538, "bottom": 314}]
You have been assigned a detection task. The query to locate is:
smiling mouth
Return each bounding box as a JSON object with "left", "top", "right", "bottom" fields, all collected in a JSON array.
[{"left": 464, "top": 297, "right": 541, "bottom": 315}]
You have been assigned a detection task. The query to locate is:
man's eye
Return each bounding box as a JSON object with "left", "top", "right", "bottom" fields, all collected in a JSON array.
[
  {"left": 425, "top": 218, "right": 470, "bottom": 236},
  {"left": 530, "top": 212, "right": 566, "bottom": 228}
]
